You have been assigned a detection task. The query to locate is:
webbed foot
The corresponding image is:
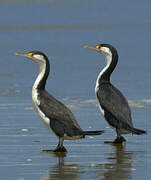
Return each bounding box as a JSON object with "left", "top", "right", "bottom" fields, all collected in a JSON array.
[
  {"left": 104, "top": 136, "right": 126, "bottom": 145},
  {"left": 53, "top": 146, "right": 67, "bottom": 153},
  {"left": 42, "top": 146, "right": 67, "bottom": 154},
  {"left": 113, "top": 136, "right": 126, "bottom": 143}
]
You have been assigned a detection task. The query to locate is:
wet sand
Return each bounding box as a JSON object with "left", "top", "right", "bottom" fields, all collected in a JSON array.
[{"left": 0, "top": 1, "right": 150, "bottom": 180}]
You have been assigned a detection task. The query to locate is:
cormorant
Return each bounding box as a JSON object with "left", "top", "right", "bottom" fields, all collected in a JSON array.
[
  {"left": 84, "top": 44, "right": 146, "bottom": 144},
  {"left": 15, "top": 51, "right": 104, "bottom": 152}
]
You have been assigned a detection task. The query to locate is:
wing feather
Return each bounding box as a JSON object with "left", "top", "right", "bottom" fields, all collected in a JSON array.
[
  {"left": 97, "top": 83, "right": 133, "bottom": 127},
  {"left": 38, "top": 90, "right": 83, "bottom": 130}
]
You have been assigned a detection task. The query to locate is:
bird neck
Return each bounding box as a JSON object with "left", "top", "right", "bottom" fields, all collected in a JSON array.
[
  {"left": 33, "top": 61, "right": 50, "bottom": 91},
  {"left": 95, "top": 53, "right": 118, "bottom": 90}
]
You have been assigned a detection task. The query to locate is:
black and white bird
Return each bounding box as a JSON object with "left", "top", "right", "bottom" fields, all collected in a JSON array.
[
  {"left": 15, "top": 51, "right": 103, "bottom": 152},
  {"left": 84, "top": 44, "right": 146, "bottom": 144}
]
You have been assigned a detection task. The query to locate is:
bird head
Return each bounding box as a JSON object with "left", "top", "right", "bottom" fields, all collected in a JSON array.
[
  {"left": 84, "top": 44, "right": 118, "bottom": 59},
  {"left": 15, "top": 51, "right": 49, "bottom": 68}
]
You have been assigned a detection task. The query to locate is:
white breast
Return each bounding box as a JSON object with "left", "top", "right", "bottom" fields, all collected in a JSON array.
[
  {"left": 32, "top": 88, "right": 50, "bottom": 129},
  {"left": 32, "top": 88, "right": 59, "bottom": 138},
  {"left": 98, "top": 104, "right": 105, "bottom": 116}
]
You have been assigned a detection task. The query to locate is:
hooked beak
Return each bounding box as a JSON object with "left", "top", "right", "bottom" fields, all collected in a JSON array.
[
  {"left": 15, "top": 52, "right": 32, "bottom": 59},
  {"left": 84, "top": 45, "right": 102, "bottom": 53}
]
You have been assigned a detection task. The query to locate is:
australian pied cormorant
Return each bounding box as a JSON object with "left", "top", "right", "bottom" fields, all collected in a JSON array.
[
  {"left": 15, "top": 51, "right": 104, "bottom": 152},
  {"left": 84, "top": 44, "right": 146, "bottom": 144}
]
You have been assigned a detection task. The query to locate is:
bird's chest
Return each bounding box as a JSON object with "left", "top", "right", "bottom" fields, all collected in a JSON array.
[
  {"left": 95, "top": 88, "right": 104, "bottom": 115},
  {"left": 32, "top": 88, "right": 51, "bottom": 129},
  {"left": 98, "top": 104, "right": 105, "bottom": 116},
  {"left": 95, "top": 82, "right": 99, "bottom": 94}
]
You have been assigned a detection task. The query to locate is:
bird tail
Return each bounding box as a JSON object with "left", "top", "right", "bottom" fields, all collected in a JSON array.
[
  {"left": 83, "top": 130, "right": 104, "bottom": 136},
  {"left": 128, "top": 127, "right": 146, "bottom": 135}
]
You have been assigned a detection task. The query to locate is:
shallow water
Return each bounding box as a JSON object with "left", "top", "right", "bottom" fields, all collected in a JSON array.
[{"left": 0, "top": 0, "right": 150, "bottom": 180}]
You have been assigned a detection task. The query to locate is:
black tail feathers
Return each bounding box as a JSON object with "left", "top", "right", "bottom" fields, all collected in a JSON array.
[
  {"left": 83, "top": 130, "right": 104, "bottom": 136},
  {"left": 129, "top": 127, "right": 146, "bottom": 135}
]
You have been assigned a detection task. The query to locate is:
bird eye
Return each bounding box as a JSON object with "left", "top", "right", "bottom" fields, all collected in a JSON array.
[
  {"left": 28, "top": 52, "right": 33, "bottom": 56},
  {"left": 96, "top": 45, "right": 100, "bottom": 49}
]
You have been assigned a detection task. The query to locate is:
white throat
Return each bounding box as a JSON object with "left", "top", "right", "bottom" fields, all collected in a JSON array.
[
  {"left": 32, "top": 63, "right": 46, "bottom": 91},
  {"left": 32, "top": 63, "right": 46, "bottom": 107},
  {"left": 95, "top": 54, "right": 112, "bottom": 93}
]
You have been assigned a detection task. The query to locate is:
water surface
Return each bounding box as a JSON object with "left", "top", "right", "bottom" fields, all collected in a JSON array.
[{"left": 0, "top": 1, "right": 150, "bottom": 180}]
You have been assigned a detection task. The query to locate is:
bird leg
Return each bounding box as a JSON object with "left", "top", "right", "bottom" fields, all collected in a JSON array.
[
  {"left": 112, "top": 136, "right": 126, "bottom": 144},
  {"left": 104, "top": 129, "right": 126, "bottom": 145},
  {"left": 53, "top": 137, "right": 67, "bottom": 152},
  {"left": 113, "top": 129, "right": 126, "bottom": 143},
  {"left": 42, "top": 137, "right": 67, "bottom": 153}
]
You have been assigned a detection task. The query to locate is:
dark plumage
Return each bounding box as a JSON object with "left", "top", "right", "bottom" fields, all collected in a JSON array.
[
  {"left": 15, "top": 50, "right": 104, "bottom": 152},
  {"left": 84, "top": 44, "right": 146, "bottom": 144}
]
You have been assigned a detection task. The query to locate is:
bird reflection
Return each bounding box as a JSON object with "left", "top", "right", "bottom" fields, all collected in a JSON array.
[
  {"left": 99, "top": 145, "right": 133, "bottom": 180},
  {"left": 40, "top": 153, "right": 82, "bottom": 180}
]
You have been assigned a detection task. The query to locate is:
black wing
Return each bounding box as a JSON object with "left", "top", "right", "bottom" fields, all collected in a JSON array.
[
  {"left": 97, "top": 83, "right": 133, "bottom": 127},
  {"left": 38, "top": 90, "right": 83, "bottom": 135}
]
